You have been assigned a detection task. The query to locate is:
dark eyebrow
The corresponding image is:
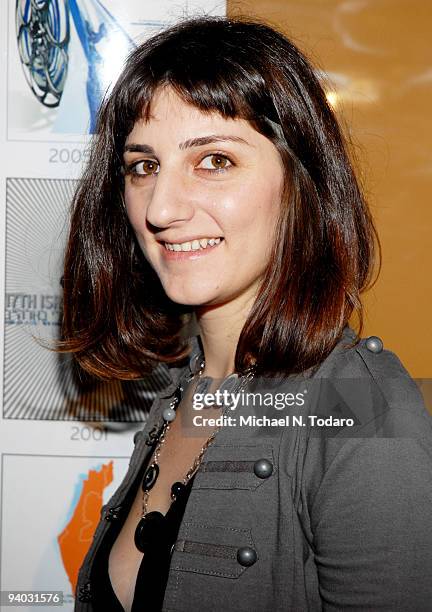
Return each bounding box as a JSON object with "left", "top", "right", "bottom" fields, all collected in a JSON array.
[
  {"left": 123, "top": 134, "right": 252, "bottom": 155},
  {"left": 124, "top": 143, "right": 155, "bottom": 155},
  {"left": 178, "top": 135, "right": 252, "bottom": 150}
]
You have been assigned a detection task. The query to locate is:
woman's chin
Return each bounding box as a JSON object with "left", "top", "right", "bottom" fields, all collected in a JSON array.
[
  {"left": 168, "top": 295, "right": 217, "bottom": 308},
  {"left": 163, "top": 287, "right": 221, "bottom": 308}
]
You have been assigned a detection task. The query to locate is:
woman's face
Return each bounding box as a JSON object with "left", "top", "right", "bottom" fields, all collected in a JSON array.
[{"left": 123, "top": 86, "right": 284, "bottom": 311}]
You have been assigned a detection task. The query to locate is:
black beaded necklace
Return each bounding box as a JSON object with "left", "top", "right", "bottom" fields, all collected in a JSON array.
[
  {"left": 134, "top": 357, "right": 256, "bottom": 554},
  {"left": 134, "top": 355, "right": 205, "bottom": 553}
]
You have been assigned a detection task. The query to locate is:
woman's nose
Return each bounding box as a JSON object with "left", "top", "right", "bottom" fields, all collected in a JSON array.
[{"left": 145, "top": 169, "right": 195, "bottom": 228}]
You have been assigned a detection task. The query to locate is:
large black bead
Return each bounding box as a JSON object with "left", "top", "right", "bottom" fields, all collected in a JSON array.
[
  {"left": 134, "top": 511, "right": 167, "bottom": 552},
  {"left": 142, "top": 464, "right": 159, "bottom": 491},
  {"left": 171, "top": 481, "right": 186, "bottom": 499}
]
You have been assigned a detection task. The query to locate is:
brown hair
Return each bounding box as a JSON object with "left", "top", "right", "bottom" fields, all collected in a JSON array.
[{"left": 58, "top": 15, "right": 380, "bottom": 379}]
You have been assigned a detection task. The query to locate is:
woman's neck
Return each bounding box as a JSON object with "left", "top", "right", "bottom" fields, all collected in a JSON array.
[{"left": 195, "top": 295, "right": 254, "bottom": 379}]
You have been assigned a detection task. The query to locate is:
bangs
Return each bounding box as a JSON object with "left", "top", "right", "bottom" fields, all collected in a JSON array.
[{"left": 140, "top": 79, "right": 256, "bottom": 124}]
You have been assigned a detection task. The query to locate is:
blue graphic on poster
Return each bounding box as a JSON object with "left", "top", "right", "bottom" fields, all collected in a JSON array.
[
  {"left": 8, "top": 0, "right": 226, "bottom": 140},
  {"left": 15, "top": 0, "right": 133, "bottom": 133}
]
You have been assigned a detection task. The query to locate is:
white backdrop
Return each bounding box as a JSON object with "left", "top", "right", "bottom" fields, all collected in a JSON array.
[{"left": 0, "top": 1, "right": 226, "bottom": 608}]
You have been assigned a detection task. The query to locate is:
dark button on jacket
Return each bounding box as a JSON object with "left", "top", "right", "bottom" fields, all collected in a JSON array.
[
  {"left": 253, "top": 458, "right": 273, "bottom": 479},
  {"left": 237, "top": 546, "right": 257, "bottom": 567}
]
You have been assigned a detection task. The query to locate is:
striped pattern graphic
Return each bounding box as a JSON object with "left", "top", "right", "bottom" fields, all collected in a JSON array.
[{"left": 4, "top": 177, "right": 170, "bottom": 421}]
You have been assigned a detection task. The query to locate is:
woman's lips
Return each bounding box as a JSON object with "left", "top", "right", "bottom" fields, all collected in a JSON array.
[{"left": 160, "top": 238, "right": 224, "bottom": 260}]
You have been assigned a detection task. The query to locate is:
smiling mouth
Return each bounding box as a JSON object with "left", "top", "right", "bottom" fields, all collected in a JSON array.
[{"left": 163, "top": 237, "right": 224, "bottom": 252}]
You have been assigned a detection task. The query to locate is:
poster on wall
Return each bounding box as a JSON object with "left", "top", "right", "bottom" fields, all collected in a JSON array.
[
  {"left": 1, "top": 453, "right": 130, "bottom": 610},
  {"left": 4, "top": 177, "right": 171, "bottom": 420}
]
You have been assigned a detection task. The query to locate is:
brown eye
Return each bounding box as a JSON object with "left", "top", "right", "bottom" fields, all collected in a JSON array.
[
  {"left": 199, "top": 154, "right": 233, "bottom": 171},
  {"left": 130, "top": 160, "right": 160, "bottom": 175},
  {"left": 211, "top": 155, "right": 228, "bottom": 169}
]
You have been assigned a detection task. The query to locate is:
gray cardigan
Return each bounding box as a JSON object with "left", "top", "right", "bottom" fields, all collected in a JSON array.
[{"left": 75, "top": 327, "right": 432, "bottom": 611}]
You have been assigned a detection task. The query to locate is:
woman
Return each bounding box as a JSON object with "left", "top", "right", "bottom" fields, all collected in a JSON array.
[{"left": 63, "top": 15, "right": 432, "bottom": 611}]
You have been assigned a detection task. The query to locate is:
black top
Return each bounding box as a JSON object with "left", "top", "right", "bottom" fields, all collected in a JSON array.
[{"left": 91, "top": 455, "right": 195, "bottom": 612}]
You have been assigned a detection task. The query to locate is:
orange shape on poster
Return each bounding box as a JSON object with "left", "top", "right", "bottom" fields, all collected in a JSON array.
[{"left": 58, "top": 461, "right": 114, "bottom": 595}]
